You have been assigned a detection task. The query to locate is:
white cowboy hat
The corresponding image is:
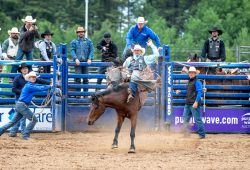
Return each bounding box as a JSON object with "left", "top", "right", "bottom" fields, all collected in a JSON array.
[
  {"left": 136, "top": 17, "right": 148, "bottom": 24},
  {"left": 188, "top": 66, "right": 200, "bottom": 74},
  {"left": 25, "top": 71, "right": 40, "bottom": 81},
  {"left": 8, "top": 27, "right": 20, "bottom": 35},
  {"left": 21, "top": 15, "right": 36, "bottom": 23},
  {"left": 132, "top": 44, "right": 145, "bottom": 55}
]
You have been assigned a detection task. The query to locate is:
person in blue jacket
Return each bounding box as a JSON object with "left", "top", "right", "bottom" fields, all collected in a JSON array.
[
  {"left": 0, "top": 71, "right": 51, "bottom": 140},
  {"left": 8, "top": 63, "right": 50, "bottom": 137},
  {"left": 176, "top": 67, "right": 206, "bottom": 139},
  {"left": 122, "top": 17, "right": 161, "bottom": 61}
]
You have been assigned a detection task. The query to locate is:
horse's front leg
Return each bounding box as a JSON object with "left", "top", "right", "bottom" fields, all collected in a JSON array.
[
  {"left": 112, "top": 116, "right": 124, "bottom": 149},
  {"left": 128, "top": 114, "right": 137, "bottom": 153}
]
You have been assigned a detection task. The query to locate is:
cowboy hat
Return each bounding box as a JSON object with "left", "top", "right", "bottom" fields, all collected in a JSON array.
[
  {"left": 18, "top": 63, "right": 32, "bottom": 73},
  {"left": 188, "top": 66, "right": 200, "bottom": 74},
  {"left": 76, "top": 26, "right": 86, "bottom": 33},
  {"left": 41, "top": 29, "right": 54, "bottom": 38},
  {"left": 8, "top": 27, "right": 20, "bottom": 35},
  {"left": 208, "top": 27, "right": 223, "bottom": 35},
  {"left": 132, "top": 44, "right": 145, "bottom": 55},
  {"left": 136, "top": 17, "right": 148, "bottom": 24},
  {"left": 21, "top": 15, "right": 36, "bottom": 23},
  {"left": 24, "top": 71, "right": 40, "bottom": 81}
]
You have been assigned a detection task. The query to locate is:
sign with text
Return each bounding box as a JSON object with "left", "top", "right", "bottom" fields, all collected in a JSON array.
[
  {"left": 0, "top": 107, "right": 52, "bottom": 131},
  {"left": 173, "top": 107, "right": 250, "bottom": 133}
]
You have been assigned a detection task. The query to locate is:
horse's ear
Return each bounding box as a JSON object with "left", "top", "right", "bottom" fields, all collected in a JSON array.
[
  {"left": 194, "top": 53, "right": 198, "bottom": 60},
  {"left": 91, "top": 95, "right": 99, "bottom": 107}
]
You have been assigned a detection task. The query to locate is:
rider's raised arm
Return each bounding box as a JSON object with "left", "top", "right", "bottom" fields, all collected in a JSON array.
[{"left": 144, "top": 42, "right": 160, "bottom": 65}]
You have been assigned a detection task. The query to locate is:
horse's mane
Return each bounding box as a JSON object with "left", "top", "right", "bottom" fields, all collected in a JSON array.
[{"left": 91, "top": 83, "right": 129, "bottom": 105}]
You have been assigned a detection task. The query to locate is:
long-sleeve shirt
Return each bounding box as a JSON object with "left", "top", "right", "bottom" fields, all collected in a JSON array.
[
  {"left": 71, "top": 37, "right": 94, "bottom": 61},
  {"left": 126, "top": 25, "right": 161, "bottom": 48},
  {"left": 19, "top": 25, "right": 40, "bottom": 52},
  {"left": 12, "top": 74, "right": 50, "bottom": 100},
  {"left": 123, "top": 44, "right": 159, "bottom": 68},
  {"left": 96, "top": 39, "right": 118, "bottom": 61},
  {"left": 19, "top": 82, "right": 51, "bottom": 105},
  {"left": 38, "top": 39, "right": 57, "bottom": 61},
  {"left": 123, "top": 44, "right": 159, "bottom": 81}
]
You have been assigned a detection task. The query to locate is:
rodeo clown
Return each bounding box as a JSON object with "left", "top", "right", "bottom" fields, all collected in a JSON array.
[
  {"left": 123, "top": 40, "right": 159, "bottom": 103},
  {"left": 0, "top": 71, "right": 52, "bottom": 140}
]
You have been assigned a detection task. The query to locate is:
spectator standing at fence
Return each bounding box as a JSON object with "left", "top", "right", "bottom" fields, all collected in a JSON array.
[
  {"left": 201, "top": 27, "right": 226, "bottom": 62},
  {"left": 122, "top": 17, "right": 161, "bottom": 61},
  {"left": 71, "top": 26, "right": 94, "bottom": 92},
  {"left": 8, "top": 63, "right": 50, "bottom": 137},
  {"left": 37, "top": 29, "right": 56, "bottom": 73},
  {"left": 96, "top": 32, "right": 118, "bottom": 86},
  {"left": 176, "top": 67, "right": 206, "bottom": 139},
  {"left": 0, "top": 27, "right": 20, "bottom": 93},
  {"left": 12, "top": 15, "right": 40, "bottom": 73},
  {"left": 0, "top": 71, "right": 51, "bottom": 140}
]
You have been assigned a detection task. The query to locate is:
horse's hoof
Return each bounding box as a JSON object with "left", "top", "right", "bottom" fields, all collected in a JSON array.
[
  {"left": 128, "top": 148, "right": 136, "bottom": 154},
  {"left": 111, "top": 144, "right": 118, "bottom": 149}
]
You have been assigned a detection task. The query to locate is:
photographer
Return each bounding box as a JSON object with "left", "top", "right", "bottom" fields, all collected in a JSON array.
[
  {"left": 12, "top": 15, "right": 40, "bottom": 73},
  {"left": 96, "top": 32, "right": 118, "bottom": 85}
]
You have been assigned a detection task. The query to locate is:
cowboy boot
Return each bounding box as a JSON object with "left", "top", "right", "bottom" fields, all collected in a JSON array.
[{"left": 127, "top": 88, "right": 134, "bottom": 103}]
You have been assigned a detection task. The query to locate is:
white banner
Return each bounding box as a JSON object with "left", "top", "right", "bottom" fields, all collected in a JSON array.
[{"left": 0, "top": 107, "right": 52, "bottom": 131}]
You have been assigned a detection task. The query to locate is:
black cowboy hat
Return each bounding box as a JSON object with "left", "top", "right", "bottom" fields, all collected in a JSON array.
[
  {"left": 208, "top": 27, "right": 223, "bottom": 35},
  {"left": 41, "top": 29, "right": 54, "bottom": 38},
  {"left": 17, "top": 63, "right": 32, "bottom": 73}
]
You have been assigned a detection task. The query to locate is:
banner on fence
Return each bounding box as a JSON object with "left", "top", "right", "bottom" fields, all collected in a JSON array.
[
  {"left": 0, "top": 107, "right": 52, "bottom": 131},
  {"left": 173, "top": 107, "right": 250, "bottom": 133}
]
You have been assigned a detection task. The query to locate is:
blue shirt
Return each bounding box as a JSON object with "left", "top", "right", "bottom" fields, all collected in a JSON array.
[
  {"left": 194, "top": 80, "right": 202, "bottom": 102},
  {"left": 126, "top": 25, "right": 161, "bottom": 48},
  {"left": 12, "top": 74, "right": 50, "bottom": 100},
  {"left": 71, "top": 37, "right": 94, "bottom": 61},
  {"left": 19, "top": 82, "right": 51, "bottom": 105}
]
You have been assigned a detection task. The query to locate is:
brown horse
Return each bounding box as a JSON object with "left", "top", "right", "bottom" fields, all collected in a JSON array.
[{"left": 87, "top": 83, "right": 140, "bottom": 153}]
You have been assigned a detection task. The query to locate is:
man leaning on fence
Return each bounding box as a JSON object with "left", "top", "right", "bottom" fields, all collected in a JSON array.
[
  {"left": 71, "top": 27, "right": 94, "bottom": 93},
  {"left": 201, "top": 27, "right": 226, "bottom": 62}
]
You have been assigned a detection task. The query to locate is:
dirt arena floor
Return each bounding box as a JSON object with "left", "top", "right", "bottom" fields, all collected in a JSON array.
[{"left": 0, "top": 130, "right": 249, "bottom": 170}]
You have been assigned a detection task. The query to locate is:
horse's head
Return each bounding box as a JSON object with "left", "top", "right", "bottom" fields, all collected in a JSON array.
[{"left": 87, "top": 95, "right": 106, "bottom": 125}]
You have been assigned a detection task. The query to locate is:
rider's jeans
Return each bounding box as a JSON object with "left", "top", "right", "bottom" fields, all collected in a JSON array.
[{"left": 129, "top": 82, "right": 138, "bottom": 97}]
